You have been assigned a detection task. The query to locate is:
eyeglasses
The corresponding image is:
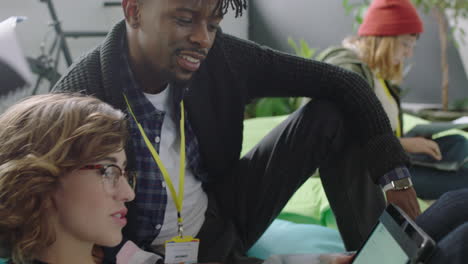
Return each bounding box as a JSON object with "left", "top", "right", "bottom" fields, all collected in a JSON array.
[
  {"left": 399, "top": 38, "right": 417, "bottom": 50},
  {"left": 79, "top": 164, "right": 136, "bottom": 194}
]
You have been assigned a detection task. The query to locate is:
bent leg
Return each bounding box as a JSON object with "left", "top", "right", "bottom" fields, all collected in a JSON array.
[
  {"left": 225, "top": 100, "right": 346, "bottom": 250},
  {"left": 427, "top": 222, "right": 468, "bottom": 264},
  {"left": 199, "top": 100, "right": 341, "bottom": 263},
  {"left": 320, "top": 138, "right": 386, "bottom": 250},
  {"left": 416, "top": 188, "right": 468, "bottom": 242},
  {"left": 210, "top": 100, "right": 385, "bottom": 256}
]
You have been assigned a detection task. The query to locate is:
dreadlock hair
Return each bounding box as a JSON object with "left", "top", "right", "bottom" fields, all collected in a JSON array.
[
  {"left": 216, "top": 0, "right": 248, "bottom": 18},
  {"left": 136, "top": 0, "right": 248, "bottom": 18}
]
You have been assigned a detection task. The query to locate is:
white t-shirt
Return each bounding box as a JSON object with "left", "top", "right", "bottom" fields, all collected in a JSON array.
[{"left": 143, "top": 86, "right": 208, "bottom": 246}]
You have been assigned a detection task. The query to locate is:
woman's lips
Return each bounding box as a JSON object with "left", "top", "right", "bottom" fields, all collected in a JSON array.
[
  {"left": 112, "top": 215, "right": 127, "bottom": 227},
  {"left": 111, "top": 209, "right": 128, "bottom": 227}
]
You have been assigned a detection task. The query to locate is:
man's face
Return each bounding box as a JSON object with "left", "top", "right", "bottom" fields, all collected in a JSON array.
[{"left": 135, "top": 0, "right": 223, "bottom": 85}]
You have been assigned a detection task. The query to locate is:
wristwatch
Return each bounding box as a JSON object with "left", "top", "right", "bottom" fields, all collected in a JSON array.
[{"left": 382, "top": 178, "right": 413, "bottom": 192}]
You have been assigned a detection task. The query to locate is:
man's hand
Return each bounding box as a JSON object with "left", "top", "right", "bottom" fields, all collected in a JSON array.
[
  {"left": 330, "top": 255, "right": 353, "bottom": 264},
  {"left": 319, "top": 253, "right": 354, "bottom": 264},
  {"left": 385, "top": 187, "right": 421, "bottom": 220},
  {"left": 400, "top": 137, "right": 442, "bottom": 160}
]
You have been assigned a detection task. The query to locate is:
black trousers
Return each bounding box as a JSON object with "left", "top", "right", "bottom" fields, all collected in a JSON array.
[{"left": 197, "top": 100, "right": 386, "bottom": 263}]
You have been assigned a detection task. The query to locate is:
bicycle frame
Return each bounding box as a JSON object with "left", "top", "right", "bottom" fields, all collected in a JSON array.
[
  {"left": 40, "top": 0, "right": 108, "bottom": 67},
  {"left": 41, "top": 0, "right": 73, "bottom": 66},
  {"left": 29, "top": 0, "right": 109, "bottom": 94}
]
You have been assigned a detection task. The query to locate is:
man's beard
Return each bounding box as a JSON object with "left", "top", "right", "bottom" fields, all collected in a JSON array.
[
  {"left": 163, "top": 68, "right": 194, "bottom": 90},
  {"left": 171, "top": 75, "right": 192, "bottom": 89}
]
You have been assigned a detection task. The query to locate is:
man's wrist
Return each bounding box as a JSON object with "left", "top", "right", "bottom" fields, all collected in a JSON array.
[
  {"left": 379, "top": 166, "right": 412, "bottom": 188},
  {"left": 382, "top": 177, "right": 413, "bottom": 192}
]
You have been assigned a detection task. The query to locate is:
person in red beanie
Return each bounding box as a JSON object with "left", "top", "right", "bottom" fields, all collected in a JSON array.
[
  {"left": 318, "top": 0, "right": 468, "bottom": 201},
  {"left": 318, "top": 5, "right": 468, "bottom": 264}
]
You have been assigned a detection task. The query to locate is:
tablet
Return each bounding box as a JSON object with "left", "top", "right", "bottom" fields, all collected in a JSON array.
[{"left": 352, "top": 204, "right": 436, "bottom": 264}]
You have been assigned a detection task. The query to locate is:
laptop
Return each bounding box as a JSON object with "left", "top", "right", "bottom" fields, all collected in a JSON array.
[{"left": 352, "top": 204, "right": 436, "bottom": 264}]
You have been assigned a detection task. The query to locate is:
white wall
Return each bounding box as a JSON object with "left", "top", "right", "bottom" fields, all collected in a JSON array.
[
  {"left": 221, "top": 7, "right": 249, "bottom": 40},
  {"left": 0, "top": 0, "right": 248, "bottom": 111},
  {"left": 454, "top": 17, "right": 468, "bottom": 77},
  {"left": 3, "top": 0, "right": 121, "bottom": 67}
]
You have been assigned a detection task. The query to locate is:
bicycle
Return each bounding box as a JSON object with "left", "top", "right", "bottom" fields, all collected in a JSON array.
[{"left": 28, "top": 0, "right": 120, "bottom": 94}]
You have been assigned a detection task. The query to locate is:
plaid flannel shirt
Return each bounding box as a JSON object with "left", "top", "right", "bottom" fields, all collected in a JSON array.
[{"left": 120, "top": 46, "right": 207, "bottom": 247}]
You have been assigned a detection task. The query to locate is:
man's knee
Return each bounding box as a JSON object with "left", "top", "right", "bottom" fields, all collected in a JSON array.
[
  {"left": 301, "top": 100, "right": 344, "bottom": 124},
  {"left": 438, "top": 188, "right": 468, "bottom": 205},
  {"left": 297, "top": 100, "right": 348, "bottom": 163},
  {"left": 429, "top": 222, "right": 468, "bottom": 264},
  {"left": 298, "top": 100, "right": 346, "bottom": 138}
]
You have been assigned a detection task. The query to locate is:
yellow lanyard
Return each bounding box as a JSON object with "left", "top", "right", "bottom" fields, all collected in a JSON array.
[
  {"left": 378, "top": 78, "right": 402, "bottom": 138},
  {"left": 123, "top": 94, "right": 186, "bottom": 236}
]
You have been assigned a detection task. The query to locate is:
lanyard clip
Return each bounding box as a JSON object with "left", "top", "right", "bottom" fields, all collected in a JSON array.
[{"left": 177, "top": 222, "right": 184, "bottom": 238}]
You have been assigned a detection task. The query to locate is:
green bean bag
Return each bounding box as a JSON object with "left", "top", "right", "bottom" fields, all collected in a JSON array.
[
  {"left": 244, "top": 113, "right": 465, "bottom": 259},
  {"left": 247, "top": 219, "right": 345, "bottom": 260}
]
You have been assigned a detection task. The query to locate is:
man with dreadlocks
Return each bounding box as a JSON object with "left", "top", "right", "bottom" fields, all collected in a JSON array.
[{"left": 53, "top": 0, "right": 421, "bottom": 263}]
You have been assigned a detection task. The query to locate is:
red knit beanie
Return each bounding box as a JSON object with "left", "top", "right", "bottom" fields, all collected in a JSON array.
[{"left": 358, "top": 0, "right": 424, "bottom": 36}]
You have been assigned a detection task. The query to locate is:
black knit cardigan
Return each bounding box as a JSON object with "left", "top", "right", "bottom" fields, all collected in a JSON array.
[
  {"left": 54, "top": 19, "right": 409, "bottom": 183},
  {"left": 53, "top": 21, "right": 409, "bottom": 192}
]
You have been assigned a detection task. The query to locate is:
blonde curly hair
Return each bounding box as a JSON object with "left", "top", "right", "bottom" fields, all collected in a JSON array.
[
  {"left": 0, "top": 93, "right": 128, "bottom": 263},
  {"left": 343, "top": 35, "right": 404, "bottom": 83}
]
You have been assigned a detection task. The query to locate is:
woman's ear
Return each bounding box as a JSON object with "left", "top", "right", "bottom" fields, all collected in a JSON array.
[
  {"left": 123, "top": 0, "right": 141, "bottom": 29},
  {"left": 46, "top": 193, "right": 59, "bottom": 212}
]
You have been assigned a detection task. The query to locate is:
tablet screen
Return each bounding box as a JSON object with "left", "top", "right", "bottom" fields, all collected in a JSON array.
[
  {"left": 352, "top": 204, "right": 435, "bottom": 264},
  {"left": 352, "top": 222, "right": 409, "bottom": 264}
]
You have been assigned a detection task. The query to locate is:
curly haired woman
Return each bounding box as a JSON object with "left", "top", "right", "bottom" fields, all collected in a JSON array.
[{"left": 0, "top": 94, "right": 135, "bottom": 264}]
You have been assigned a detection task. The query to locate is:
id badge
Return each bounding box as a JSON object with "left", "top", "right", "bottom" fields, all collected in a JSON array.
[{"left": 164, "top": 236, "right": 200, "bottom": 264}]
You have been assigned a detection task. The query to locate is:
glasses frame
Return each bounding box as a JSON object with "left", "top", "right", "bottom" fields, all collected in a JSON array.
[
  {"left": 398, "top": 36, "right": 417, "bottom": 51},
  {"left": 79, "top": 164, "right": 136, "bottom": 193}
]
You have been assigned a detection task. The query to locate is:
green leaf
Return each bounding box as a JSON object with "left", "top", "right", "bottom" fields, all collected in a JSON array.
[
  {"left": 288, "top": 38, "right": 316, "bottom": 59},
  {"left": 299, "top": 39, "right": 315, "bottom": 59},
  {"left": 251, "top": 97, "right": 301, "bottom": 117},
  {"left": 342, "top": 0, "right": 348, "bottom": 8},
  {"left": 287, "top": 37, "right": 300, "bottom": 55},
  {"left": 342, "top": 0, "right": 353, "bottom": 14},
  {"left": 356, "top": 15, "right": 363, "bottom": 25},
  {"left": 460, "top": 27, "right": 466, "bottom": 37},
  {"left": 254, "top": 98, "right": 276, "bottom": 117},
  {"left": 253, "top": 98, "right": 288, "bottom": 117}
]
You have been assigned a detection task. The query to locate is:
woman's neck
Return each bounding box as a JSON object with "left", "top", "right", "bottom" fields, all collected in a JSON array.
[{"left": 37, "top": 236, "right": 95, "bottom": 264}]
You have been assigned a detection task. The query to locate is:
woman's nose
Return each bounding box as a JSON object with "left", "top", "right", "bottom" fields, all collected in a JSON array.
[{"left": 116, "top": 176, "right": 136, "bottom": 202}]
